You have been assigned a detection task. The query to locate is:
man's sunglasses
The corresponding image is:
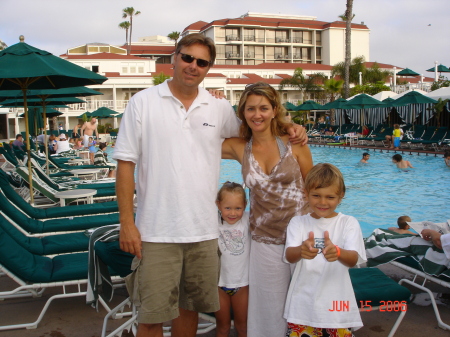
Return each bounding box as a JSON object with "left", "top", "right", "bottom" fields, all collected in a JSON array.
[{"left": 179, "top": 53, "right": 211, "bottom": 68}]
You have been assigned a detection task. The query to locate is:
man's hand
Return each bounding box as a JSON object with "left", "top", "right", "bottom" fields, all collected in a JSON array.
[
  {"left": 422, "top": 229, "right": 443, "bottom": 250},
  {"left": 119, "top": 220, "right": 142, "bottom": 259},
  {"left": 287, "top": 123, "right": 308, "bottom": 146},
  {"left": 208, "top": 89, "right": 226, "bottom": 99},
  {"left": 301, "top": 231, "right": 319, "bottom": 259},
  {"left": 322, "top": 231, "right": 338, "bottom": 262}
]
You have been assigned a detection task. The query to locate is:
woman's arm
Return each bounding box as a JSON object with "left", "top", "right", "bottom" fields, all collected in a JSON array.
[
  {"left": 221, "top": 137, "right": 246, "bottom": 164},
  {"left": 292, "top": 142, "right": 314, "bottom": 181}
]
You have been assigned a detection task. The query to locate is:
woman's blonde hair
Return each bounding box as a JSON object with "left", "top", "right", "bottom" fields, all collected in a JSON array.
[
  {"left": 237, "top": 82, "right": 288, "bottom": 141},
  {"left": 304, "top": 163, "right": 346, "bottom": 196}
]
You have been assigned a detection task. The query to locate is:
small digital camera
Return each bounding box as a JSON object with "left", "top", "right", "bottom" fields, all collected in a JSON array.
[{"left": 314, "top": 238, "right": 325, "bottom": 249}]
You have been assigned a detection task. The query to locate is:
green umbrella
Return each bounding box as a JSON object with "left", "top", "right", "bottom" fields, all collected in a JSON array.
[
  {"left": 342, "top": 94, "right": 385, "bottom": 126},
  {"left": 426, "top": 64, "right": 450, "bottom": 73},
  {"left": 322, "top": 98, "right": 347, "bottom": 110},
  {"left": 78, "top": 111, "right": 93, "bottom": 118},
  {"left": 396, "top": 68, "right": 420, "bottom": 76},
  {"left": 90, "top": 106, "right": 119, "bottom": 118},
  {"left": 1, "top": 96, "right": 85, "bottom": 106},
  {"left": 394, "top": 91, "right": 438, "bottom": 105},
  {"left": 296, "top": 100, "right": 323, "bottom": 111},
  {"left": 0, "top": 38, "right": 107, "bottom": 203},
  {"left": 0, "top": 86, "right": 103, "bottom": 100},
  {"left": 284, "top": 102, "right": 298, "bottom": 111}
]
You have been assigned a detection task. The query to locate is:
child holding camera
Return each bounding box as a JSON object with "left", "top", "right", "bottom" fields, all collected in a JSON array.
[{"left": 283, "top": 163, "right": 366, "bottom": 336}]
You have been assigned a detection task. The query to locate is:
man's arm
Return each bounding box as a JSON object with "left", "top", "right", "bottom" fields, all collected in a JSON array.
[
  {"left": 116, "top": 160, "right": 141, "bottom": 258},
  {"left": 80, "top": 123, "right": 86, "bottom": 137}
]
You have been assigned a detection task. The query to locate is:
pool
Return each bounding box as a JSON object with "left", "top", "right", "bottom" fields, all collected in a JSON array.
[
  {"left": 218, "top": 146, "right": 450, "bottom": 237},
  {"left": 106, "top": 146, "right": 449, "bottom": 237}
]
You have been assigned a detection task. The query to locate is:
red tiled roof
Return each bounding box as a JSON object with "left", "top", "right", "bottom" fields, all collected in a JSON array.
[
  {"left": 226, "top": 78, "right": 283, "bottom": 85},
  {"left": 120, "top": 45, "right": 175, "bottom": 55},
  {"left": 242, "top": 73, "right": 264, "bottom": 80},
  {"left": 275, "top": 74, "right": 292, "bottom": 79},
  {"left": 62, "top": 53, "right": 144, "bottom": 60},
  {"left": 192, "top": 15, "right": 369, "bottom": 33},
  {"left": 183, "top": 21, "right": 209, "bottom": 32},
  {"left": 212, "top": 63, "right": 332, "bottom": 71}
]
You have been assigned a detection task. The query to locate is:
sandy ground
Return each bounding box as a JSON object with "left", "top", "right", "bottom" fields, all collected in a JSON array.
[{"left": 0, "top": 263, "right": 449, "bottom": 337}]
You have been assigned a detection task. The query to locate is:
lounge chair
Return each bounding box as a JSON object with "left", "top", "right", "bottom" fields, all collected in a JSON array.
[
  {"left": 365, "top": 228, "right": 450, "bottom": 331},
  {"left": 400, "top": 125, "right": 426, "bottom": 148},
  {"left": 417, "top": 127, "right": 448, "bottom": 151},
  {"left": 407, "top": 126, "right": 437, "bottom": 149},
  {"left": 0, "top": 228, "right": 122, "bottom": 331},
  {"left": 0, "top": 170, "right": 119, "bottom": 219}
]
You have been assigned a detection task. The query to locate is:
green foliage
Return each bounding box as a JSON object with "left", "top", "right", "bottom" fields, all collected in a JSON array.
[
  {"left": 332, "top": 58, "right": 392, "bottom": 86},
  {"left": 350, "top": 82, "right": 390, "bottom": 96},
  {"left": 118, "top": 21, "right": 131, "bottom": 45},
  {"left": 122, "top": 7, "right": 141, "bottom": 55},
  {"left": 167, "top": 31, "right": 181, "bottom": 49},
  {"left": 280, "top": 68, "right": 326, "bottom": 101},
  {"left": 97, "top": 124, "right": 106, "bottom": 133},
  {"left": 431, "top": 78, "right": 450, "bottom": 91},
  {"left": 322, "top": 78, "right": 344, "bottom": 101},
  {"left": 81, "top": 113, "right": 90, "bottom": 123},
  {"left": 430, "top": 98, "right": 450, "bottom": 127},
  {"left": 153, "top": 72, "right": 171, "bottom": 86}
]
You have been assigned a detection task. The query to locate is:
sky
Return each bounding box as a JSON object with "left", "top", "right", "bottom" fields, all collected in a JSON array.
[{"left": 2, "top": 0, "right": 449, "bottom": 77}]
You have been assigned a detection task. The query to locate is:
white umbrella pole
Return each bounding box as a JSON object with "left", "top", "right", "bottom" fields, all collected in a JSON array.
[{"left": 22, "top": 88, "right": 35, "bottom": 204}]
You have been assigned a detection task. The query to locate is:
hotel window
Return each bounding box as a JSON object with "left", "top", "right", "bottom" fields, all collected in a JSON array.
[
  {"left": 266, "top": 46, "right": 275, "bottom": 60},
  {"left": 303, "top": 31, "right": 312, "bottom": 44},
  {"left": 316, "top": 32, "right": 322, "bottom": 46},
  {"left": 216, "top": 27, "right": 226, "bottom": 42},
  {"left": 244, "top": 46, "right": 255, "bottom": 58},
  {"left": 225, "top": 45, "right": 240, "bottom": 58},
  {"left": 266, "top": 30, "right": 276, "bottom": 43},
  {"left": 130, "top": 66, "right": 136, "bottom": 73},
  {"left": 92, "top": 65, "right": 99, "bottom": 73},
  {"left": 255, "top": 29, "right": 265, "bottom": 43},
  {"left": 316, "top": 48, "right": 322, "bottom": 60},
  {"left": 216, "top": 45, "right": 225, "bottom": 59},
  {"left": 275, "top": 30, "right": 289, "bottom": 43},
  {"left": 292, "top": 31, "right": 303, "bottom": 43},
  {"left": 293, "top": 47, "right": 301, "bottom": 59},
  {"left": 225, "top": 28, "right": 240, "bottom": 41},
  {"left": 255, "top": 46, "right": 264, "bottom": 60},
  {"left": 122, "top": 67, "right": 128, "bottom": 74},
  {"left": 244, "top": 28, "right": 255, "bottom": 42}
]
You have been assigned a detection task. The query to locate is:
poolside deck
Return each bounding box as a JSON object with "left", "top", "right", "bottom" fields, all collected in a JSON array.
[{"left": 1, "top": 264, "right": 449, "bottom": 337}]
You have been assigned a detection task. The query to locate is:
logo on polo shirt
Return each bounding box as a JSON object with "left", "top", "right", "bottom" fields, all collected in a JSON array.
[{"left": 203, "top": 123, "right": 216, "bottom": 127}]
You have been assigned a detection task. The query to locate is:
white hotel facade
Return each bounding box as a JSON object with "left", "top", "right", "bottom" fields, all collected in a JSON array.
[{"left": 2, "top": 12, "right": 431, "bottom": 139}]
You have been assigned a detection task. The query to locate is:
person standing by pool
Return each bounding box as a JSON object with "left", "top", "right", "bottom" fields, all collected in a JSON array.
[
  {"left": 113, "top": 34, "right": 309, "bottom": 337},
  {"left": 72, "top": 122, "right": 82, "bottom": 139},
  {"left": 221, "top": 82, "right": 313, "bottom": 337},
  {"left": 81, "top": 118, "right": 98, "bottom": 148},
  {"left": 386, "top": 124, "right": 403, "bottom": 149}
]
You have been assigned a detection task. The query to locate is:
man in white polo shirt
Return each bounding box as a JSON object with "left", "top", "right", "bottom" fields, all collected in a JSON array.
[{"left": 113, "top": 33, "right": 306, "bottom": 337}]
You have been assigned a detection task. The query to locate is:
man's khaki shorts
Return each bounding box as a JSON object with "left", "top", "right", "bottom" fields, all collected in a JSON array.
[{"left": 125, "top": 239, "right": 220, "bottom": 324}]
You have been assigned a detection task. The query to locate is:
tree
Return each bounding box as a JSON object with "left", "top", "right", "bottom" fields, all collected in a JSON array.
[
  {"left": 167, "top": 31, "right": 181, "bottom": 50},
  {"left": 431, "top": 98, "right": 450, "bottom": 127},
  {"left": 342, "top": 0, "right": 354, "bottom": 98},
  {"left": 153, "top": 72, "right": 171, "bottom": 86},
  {"left": 350, "top": 82, "right": 390, "bottom": 96},
  {"left": 364, "top": 63, "right": 392, "bottom": 84},
  {"left": 279, "top": 68, "right": 326, "bottom": 102},
  {"left": 332, "top": 56, "right": 365, "bottom": 85},
  {"left": 322, "top": 78, "right": 344, "bottom": 124},
  {"left": 122, "top": 7, "right": 141, "bottom": 55},
  {"left": 118, "top": 21, "right": 131, "bottom": 46}
]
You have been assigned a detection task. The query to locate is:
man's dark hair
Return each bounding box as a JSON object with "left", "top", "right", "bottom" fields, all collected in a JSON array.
[
  {"left": 362, "top": 152, "right": 369, "bottom": 157},
  {"left": 392, "top": 154, "right": 402, "bottom": 162},
  {"left": 99, "top": 142, "right": 107, "bottom": 150},
  {"left": 175, "top": 33, "right": 216, "bottom": 66},
  {"left": 15, "top": 134, "right": 22, "bottom": 139}
]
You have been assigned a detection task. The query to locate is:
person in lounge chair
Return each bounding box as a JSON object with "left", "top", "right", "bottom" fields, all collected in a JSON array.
[
  {"left": 94, "top": 142, "right": 115, "bottom": 178},
  {"left": 392, "top": 154, "right": 413, "bottom": 169},
  {"left": 388, "top": 215, "right": 417, "bottom": 235}
]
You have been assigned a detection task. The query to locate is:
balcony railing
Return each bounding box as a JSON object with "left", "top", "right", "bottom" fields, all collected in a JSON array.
[
  {"left": 244, "top": 53, "right": 255, "bottom": 58},
  {"left": 275, "top": 54, "right": 290, "bottom": 59},
  {"left": 275, "top": 38, "right": 290, "bottom": 43},
  {"left": 226, "top": 35, "right": 241, "bottom": 41},
  {"left": 226, "top": 53, "right": 241, "bottom": 58},
  {"left": 292, "top": 38, "right": 303, "bottom": 43},
  {"left": 243, "top": 35, "right": 256, "bottom": 41}
]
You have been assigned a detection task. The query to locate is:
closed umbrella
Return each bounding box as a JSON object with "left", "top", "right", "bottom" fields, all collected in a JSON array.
[{"left": 0, "top": 38, "right": 107, "bottom": 203}]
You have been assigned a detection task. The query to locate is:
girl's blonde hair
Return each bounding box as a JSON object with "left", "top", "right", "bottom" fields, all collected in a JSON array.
[
  {"left": 216, "top": 181, "right": 247, "bottom": 204},
  {"left": 304, "top": 163, "right": 346, "bottom": 196},
  {"left": 237, "top": 82, "right": 288, "bottom": 141}
]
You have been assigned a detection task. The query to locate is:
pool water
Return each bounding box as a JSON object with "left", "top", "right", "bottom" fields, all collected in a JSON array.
[
  {"left": 106, "top": 146, "right": 449, "bottom": 237},
  {"left": 218, "top": 146, "right": 450, "bottom": 237}
]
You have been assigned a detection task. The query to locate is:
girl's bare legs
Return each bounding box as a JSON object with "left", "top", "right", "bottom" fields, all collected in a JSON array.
[
  {"left": 215, "top": 288, "right": 232, "bottom": 337},
  {"left": 90, "top": 152, "right": 94, "bottom": 164},
  {"left": 231, "top": 286, "right": 248, "bottom": 337}
]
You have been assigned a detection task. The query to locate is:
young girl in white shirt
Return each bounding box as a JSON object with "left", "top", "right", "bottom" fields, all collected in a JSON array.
[
  {"left": 215, "top": 182, "right": 250, "bottom": 337},
  {"left": 284, "top": 163, "right": 366, "bottom": 337}
]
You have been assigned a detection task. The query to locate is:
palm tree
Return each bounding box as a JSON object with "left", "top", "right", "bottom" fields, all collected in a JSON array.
[
  {"left": 364, "top": 63, "right": 392, "bottom": 84},
  {"left": 279, "top": 68, "right": 326, "bottom": 102},
  {"left": 122, "top": 7, "right": 141, "bottom": 55},
  {"left": 118, "top": 21, "right": 131, "bottom": 46},
  {"left": 322, "top": 78, "right": 344, "bottom": 124},
  {"left": 332, "top": 56, "right": 365, "bottom": 85},
  {"left": 153, "top": 72, "right": 171, "bottom": 86},
  {"left": 341, "top": 0, "right": 354, "bottom": 98},
  {"left": 167, "top": 31, "right": 180, "bottom": 50}
]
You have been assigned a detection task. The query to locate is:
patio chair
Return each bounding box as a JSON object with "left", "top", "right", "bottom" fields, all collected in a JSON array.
[
  {"left": 0, "top": 170, "right": 119, "bottom": 219},
  {"left": 365, "top": 228, "right": 450, "bottom": 331},
  {"left": 0, "top": 227, "right": 122, "bottom": 331},
  {"left": 417, "top": 127, "right": 448, "bottom": 151},
  {"left": 400, "top": 125, "right": 426, "bottom": 147},
  {"left": 369, "top": 127, "right": 393, "bottom": 147},
  {"left": 407, "top": 126, "right": 437, "bottom": 149}
]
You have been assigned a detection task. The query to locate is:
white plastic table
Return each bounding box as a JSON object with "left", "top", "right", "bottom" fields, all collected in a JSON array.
[
  {"left": 54, "top": 189, "right": 97, "bottom": 206},
  {"left": 70, "top": 168, "right": 101, "bottom": 180},
  {"left": 68, "top": 158, "right": 90, "bottom": 165},
  {"left": 345, "top": 134, "right": 359, "bottom": 146}
]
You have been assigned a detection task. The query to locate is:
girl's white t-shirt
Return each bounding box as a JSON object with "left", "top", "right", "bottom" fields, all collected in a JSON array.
[
  {"left": 218, "top": 212, "right": 251, "bottom": 288},
  {"left": 283, "top": 213, "right": 367, "bottom": 329}
]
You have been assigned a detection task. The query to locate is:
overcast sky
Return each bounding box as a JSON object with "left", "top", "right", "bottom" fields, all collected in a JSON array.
[{"left": 2, "top": 0, "right": 449, "bottom": 77}]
